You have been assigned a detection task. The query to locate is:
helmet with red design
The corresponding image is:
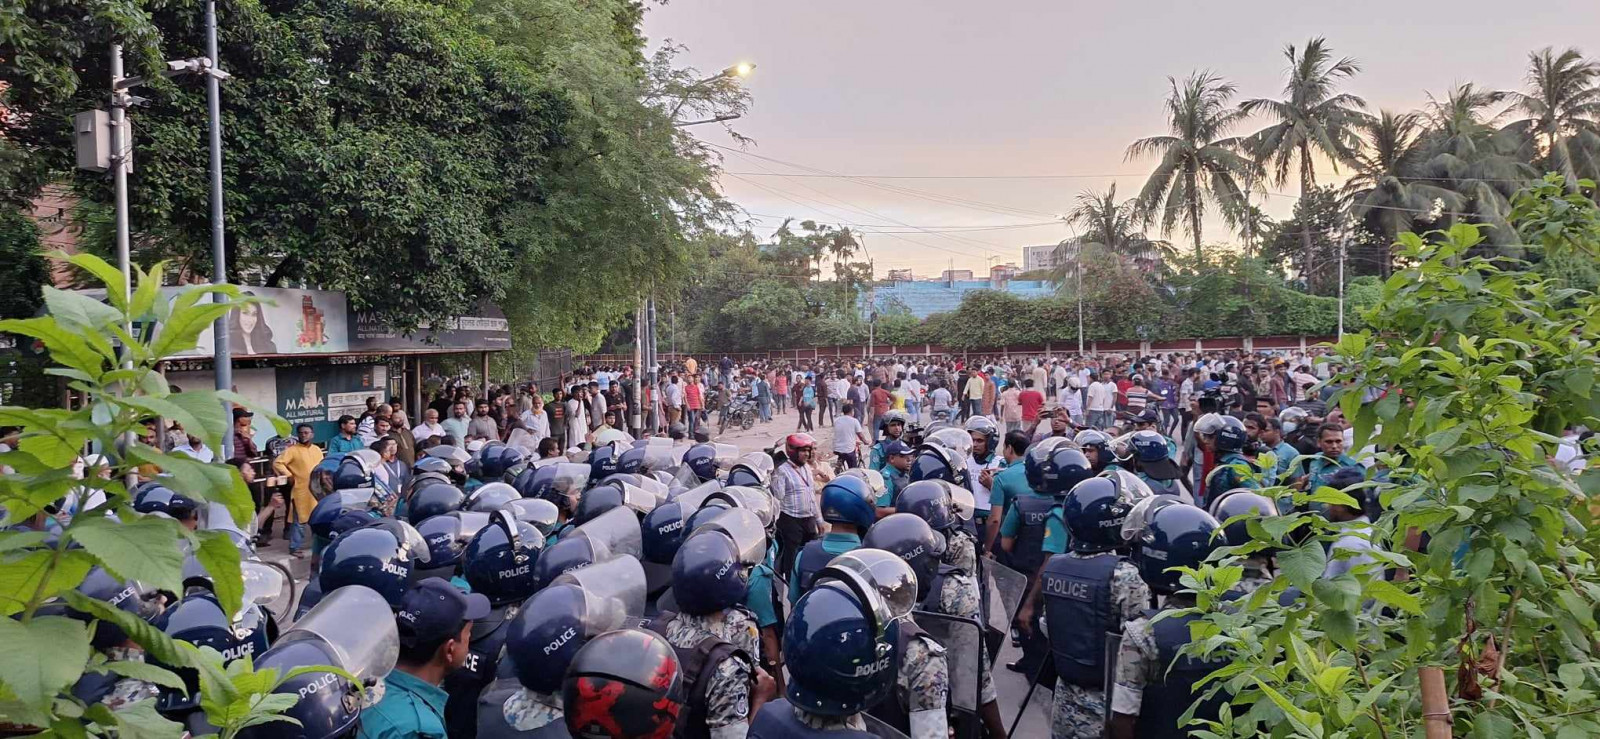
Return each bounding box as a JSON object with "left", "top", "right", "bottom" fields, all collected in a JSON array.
[
  {"left": 783, "top": 433, "right": 816, "bottom": 465},
  {"left": 562, "top": 628, "right": 685, "bottom": 739}
]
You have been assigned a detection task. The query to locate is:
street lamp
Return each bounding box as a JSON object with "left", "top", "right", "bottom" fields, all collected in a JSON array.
[{"left": 670, "top": 62, "right": 754, "bottom": 127}]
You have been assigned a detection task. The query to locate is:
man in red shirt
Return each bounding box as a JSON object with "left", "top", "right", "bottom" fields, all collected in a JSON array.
[
  {"left": 685, "top": 374, "right": 704, "bottom": 439},
  {"left": 869, "top": 382, "right": 892, "bottom": 442},
  {"left": 1018, "top": 378, "right": 1045, "bottom": 426}
]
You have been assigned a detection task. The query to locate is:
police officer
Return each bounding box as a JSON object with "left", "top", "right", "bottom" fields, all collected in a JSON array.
[
  {"left": 868, "top": 410, "right": 911, "bottom": 470},
  {"left": 873, "top": 440, "right": 914, "bottom": 513},
  {"left": 445, "top": 511, "right": 546, "bottom": 738},
  {"left": 1021, "top": 476, "right": 1152, "bottom": 739},
  {"left": 891, "top": 482, "right": 1008, "bottom": 738},
  {"left": 319, "top": 518, "right": 433, "bottom": 607},
  {"left": 1209, "top": 488, "right": 1280, "bottom": 596},
  {"left": 561, "top": 628, "right": 687, "bottom": 739},
  {"left": 1004, "top": 446, "right": 1094, "bottom": 676},
  {"left": 1073, "top": 429, "right": 1117, "bottom": 475},
  {"left": 56, "top": 569, "right": 169, "bottom": 712},
  {"left": 1129, "top": 430, "right": 1189, "bottom": 498},
  {"left": 648, "top": 514, "right": 777, "bottom": 739},
  {"left": 132, "top": 482, "right": 201, "bottom": 531},
  {"left": 1203, "top": 416, "right": 1260, "bottom": 507},
  {"left": 515, "top": 462, "right": 590, "bottom": 542},
  {"left": 1110, "top": 500, "right": 1228, "bottom": 738},
  {"left": 748, "top": 569, "right": 899, "bottom": 738},
  {"left": 964, "top": 416, "right": 1002, "bottom": 522},
  {"left": 849, "top": 529, "right": 949, "bottom": 739},
  {"left": 790, "top": 474, "right": 876, "bottom": 604},
  {"left": 982, "top": 430, "right": 1033, "bottom": 554},
  {"left": 1292, "top": 422, "right": 1362, "bottom": 496},
  {"left": 360, "top": 578, "right": 492, "bottom": 739}
]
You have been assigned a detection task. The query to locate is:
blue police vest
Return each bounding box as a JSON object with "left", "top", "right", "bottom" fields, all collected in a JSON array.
[
  {"left": 1040, "top": 553, "right": 1120, "bottom": 688},
  {"left": 1008, "top": 495, "right": 1055, "bottom": 575},
  {"left": 749, "top": 700, "right": 875, "bottom": 739},
  {"left": 1140, "top": 474, "right": 1183, "bottom": 497},
  {"left": 475, "top": 679, "right": 571, "bottom": 739},
  {"left": 445, "top": 604, "right": 517, "bottom": 739},
  {"left": 1135, "top": 609, "right": 1230, "bottom": 738},
  {"left": 795, "top": 539, "right": 840, "bottom": 595}
]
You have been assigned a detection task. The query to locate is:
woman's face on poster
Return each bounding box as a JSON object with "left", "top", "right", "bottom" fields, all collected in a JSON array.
[{"left": 239, "top": 304, "right": 260, "bottom": 333}]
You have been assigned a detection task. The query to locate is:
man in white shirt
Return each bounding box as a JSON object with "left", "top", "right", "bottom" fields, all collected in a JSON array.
[
  {"left": 832, "top": 403, "right": 870, "bottom": 468},
  {"left": 411, "top": 407, "right": 446, "bottom": 442},
  {"left": 1061, "top": 373, "right": 1084, "bottom": 425},
  {"left": 903, "top": 375, "right": 923, "bottom": 422},
  {"left": 931, "top": 383, "right": 954, "bottom": 419},
  {"left": 1086, "top": 373, "right": 1117, "bottom": 430}
]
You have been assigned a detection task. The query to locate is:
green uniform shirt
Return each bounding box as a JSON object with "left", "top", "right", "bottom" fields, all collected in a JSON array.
[
  {"left": 1041, "top": 506, "right": 1070, "bottom": 555},
  {"left": 987, "top": 458, "right": 1030, "bottom": 513},
  {"left": 1302, "top": 453, "right": 1361, "bottom": 492},
  {"left": 358, "top": 668, "right": 448, "bottom": 739},
  {"left": 876, "top": 466, "right": 909, "bottom": 507},
  {"left": 788, "top": 532, "right": 861, "bottom": 603}
]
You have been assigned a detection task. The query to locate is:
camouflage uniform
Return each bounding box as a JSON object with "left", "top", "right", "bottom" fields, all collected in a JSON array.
[
  {"left": 501, "top": 688, "right": 563, "bottom": 731},
  {"left": 661, "top": 608, "right": 761, "bottom": 739},
  {"left": 946, "top": 529, "right": 978, "bottom": 575},
  {"left": 1236, "top": 560, "right": 1274, "bottom": 597},
  {"left": 898, "top": 632, "right": 949, "bottom": 739},
  {"left": 1049, "top": 557, "right": 1150, "bottom": 739},
  {"left": 100, "top": 647, "right": 160, "bottom": 711},
  {"left": 1108, "top": 614, "right": 1160, "bottom": 720},
  {"left": 797, "top": 706, "right": 869, "bottom": 732},
  {"left": 932, "top": 569, "right": 996, "bottom": 704}
]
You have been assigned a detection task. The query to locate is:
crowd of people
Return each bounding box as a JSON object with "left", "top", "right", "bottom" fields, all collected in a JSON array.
[{"left": 13, "top": 347, "right": 1594, "bottom": 739}]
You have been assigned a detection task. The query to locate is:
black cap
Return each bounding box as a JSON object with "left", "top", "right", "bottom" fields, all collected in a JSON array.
[
  {"left": 232, "top": 408, "right": 254, "bottom": 420},
  {"left": 396, "top": 578, "right": 491, "bottom": 647}
]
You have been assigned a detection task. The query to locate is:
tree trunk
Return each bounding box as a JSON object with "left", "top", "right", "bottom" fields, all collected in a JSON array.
[
  {"left": 1300, "top": 145, "right": 1316, "bottom": 291},
  {"left": 1188, "top": 168, "right": 1203, "bottom": 262}
]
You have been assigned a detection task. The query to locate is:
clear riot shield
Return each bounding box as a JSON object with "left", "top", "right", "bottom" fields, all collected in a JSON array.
[
  {"left": 862, "top": 713, "right": 912, "bottom": 739},
  {"left": 984, "top": 560, "right": 1028, "bottom": 632},
  {"left": 670, "top": 480, "right": 722, "bottom": 512},
  {"left": 593, "top": 428, "right": 633, "bottom": 448},
  {"left": 1103, "top": 631, "right": 1122, "bottom": 727},
  {"left": 276, "top": 585, "right": 399, "bottom": 684},
  {"left": 713, "top": 486, "right": 777, "bottom": 530},
  {"left": 554, "top": 555, "right": 647, "bottom": 619},
  {"left": 425, "top": 445, "right": 471, "bottom": 465},
  {"left": 506, "top": 428, "right": 540, "bottom": 457},
  {"left": 711, "top": 443, "right": 742, "bottom": 471},
  {"left": 572, "top": 506, "right": 644, "bottom": 561},
  {"left": 642, "top": 446, "right": 683, "bottom": 474},
  {"left": 614, "top": 481, "right": 662, "bottom": 517},
  {"left": 690, "top": 508, "right": 767, "bottom": 566},
  {"left": 913, "top": 611, "right": 985, "bottom": 713}
]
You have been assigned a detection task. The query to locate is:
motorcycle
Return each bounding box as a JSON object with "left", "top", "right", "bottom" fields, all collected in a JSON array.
[{"left": 720, "top": 395, "right": 758, "bottom": 433}]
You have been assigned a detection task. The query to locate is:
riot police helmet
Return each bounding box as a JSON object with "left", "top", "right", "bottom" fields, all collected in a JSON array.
[
  {"left": 819, "top": 474, "right": 878, "bottom": 530},
  {"left": 466, "top": 481, "right": 521, "bottom": 513},
  {"left": 561, "top": 629, "right": 685, "bottom": 739},
  {"left": 405, "top": 481, "right": 465, "bottom": 525},
  {"left": 504, "top": 582, "right": 630, "bottom": 694},
  {"left": 462, "top": 510, "right": 546, "bottom": 606},
  {"left": 1124, "top": 497, "right": 1222, "bottom": 594},
  {"left": 860, "top": 513, "right": 944, "bottom": 600},
  {"left": 1208, "top": 488, "right": 1281, "bottom": 548},
  {"left": 1060, "top": 476, "right": 1140, "bottom": 554},
  {"left": 783, "top": 579, "right": 899, "bottom": 716},
  {"left": 893, "top": 480, "right": 957, "bottom": 533}
]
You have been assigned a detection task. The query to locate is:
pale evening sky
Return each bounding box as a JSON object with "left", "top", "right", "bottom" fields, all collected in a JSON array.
[{"left": 643, "top": 0, "right": 1600, "bottom": 277}]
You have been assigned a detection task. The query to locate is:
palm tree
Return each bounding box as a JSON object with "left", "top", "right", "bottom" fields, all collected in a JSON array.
[
  {"left": 1241, "top": 37, "right": 1370, "bottom": 282},
  {"left": 1126, "top": 71, "right": 1256, "bottom": 262},
  {"left": 1061, "top": 184, "right": 1176, "bottom": 267},
  {"left": 1503, "top": 46, "right": 1600, "bottom": 183},
  {"left": 1415, "top": 84, "right": 1537, "bottom": 251},
  {"left": 1343, "top": 109, "right": 1463, "bottom": 274}
]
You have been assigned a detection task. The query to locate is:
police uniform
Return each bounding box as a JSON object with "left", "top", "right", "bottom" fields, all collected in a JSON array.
[
  {"left": 481, "top": 681, "right": 569, "bottom": 738},
  {"left": 1237, "top": 561, "right": 1274, "bottom": 597},
  {"left": 657, "top": 608, "right": 761, "bottom": 739},
  {"left": 928, "top": 564, "right": 997, "bottom": 706},
  {"left": 1137, "top": 471, "right": 1184, "bottom": 497},
  {"left": 1299, "top": 453, "right": 1361, "bottom": 493},
  {"left": 877, "top": 467, "right": 909, "bottom": 507},
  {"left": 999, "top": 491, "right": 1054, "bottom": 575},
  {"left": 96, "top": 647, "right": 161, "bottom": 710},
  {"left": 789, "top": 532, "right": 861, "bottom": 604},
  {"left": 1203, "top": 452, "right": 1258, "bottom": 506},
  {"left": 360, "top": 668, "right": 450, "bottom": 738},
  {"left": 1041, "top": 554, "right": 1151, "bottom": 739},
  {"left": 945, "top": 529, "right": 978, "bottom": 576},
  {"left": 1111, "top": 606, "right": 1230, "bottom": 737},
  {"left": 986, "top": 458, "right": 1030, "bottom": 522},
  {"left": 749, "top": 701, "right": 876, "bottom": 738},
  {"left": 871, "top": 626, "right": 948, "bottom": 739},
  {"left": 444, "top": 604, "right": 519, "bottom": 739},
  {"left": 746, "top": 562, "right": 782, "bottom": 630}
]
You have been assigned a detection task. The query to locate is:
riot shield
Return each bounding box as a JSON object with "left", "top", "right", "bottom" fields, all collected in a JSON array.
[
  {"left": 913, "top": 611, "right": 985, "bottom": 713},
  {"left": 689, "top": 508, "right": 767, "bottom": 566},
  {"left": 276, "top": 585, "right": 399, "bottom": 684},
  {"left": 572, "top": 506, "right": 644, "bottom": 561},
  {"left": 1103, "top": 631, "right": 1122, "bottom": 727},
  {"left": 862, "top": 712, "right": 912, "bottom": 739},
  {"left": 554, "top": 555, "right": 647, "bottom": 619},
  {"left": 985, "top": 560, "right": 1028, "bottom": 632},
  {"left": 670, "top": 480, "right": 722, "bottom": 513}
]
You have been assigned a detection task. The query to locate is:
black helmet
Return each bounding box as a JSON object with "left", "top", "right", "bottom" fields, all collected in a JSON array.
[
  {"left": 333, "top": 450, "right": 381, "bottom": 490},
  {"left": 641, "top": 500, "right": 691, "bottom": 565},
  {"left": 504, "top": 498, "right": 561, "bottom": 537},
  {"left": 132, "top": 482, "right": 198, "bottom": 520},
  {"left": 521, "top": 463, "right": 591, "bottom": 515},
  {"left": 235, "top": 639, "right": 362, "bottom": 739},
  {"left": 1208, "top": 489, "right": 1280, "bottom": 548},
  {"left": 482, "top": 445, "right": 526, "bottom": 481},
  {"left": 1043, "top": 447, "right": 1095, "bottom": 497},
  {"left": 412, "top": 511, "right": 490, "bottom": 581},
  {"left": 531, "top": 535, "right": 602, "bottom": 592},
  {"left": 588, "top": 443, "right": 622, "bottom": 483},
  {"left": 155, "top": 592, "right": 272, "bottom": 711},
  {"left": 406, "top": 481, "right": 465, "bottom": 525},
  {"left": 616, "top": 446, "right": 648, "bottom": 475},
  {"left": 69, "top": 568, "right": 164, "bottom": 649},
  {"left": 462, "top": 511, "right": 545, "bottom": 606},
  {"left": 1023, "top": 437, "right": 1073, "bottom": 491},
  {"left": 892, "top": 480, "right": 957, "bottom": 533},
  {"left": 1126, "top": 498, "right": 1222, "bottom": 594},
  {"left": 1060, "top": 476, "right": 1138, "bottom": 553},
  {"left": 819, "top": 475, "right": 878, "bottom": 530},
  {"left": 1215, "top": 417, "right": 1249, "bottom": 453},
  {"left": 466, "top": 482, "right": 521, "bottom": 513},
  {"left": 309, "top": 489, "right": 384, "bottom": 539},
  {"left": 860, "top": 513, "right": 944, "bottom": 600},
  {"left": 562, "top": 629, "right": 685, "bottom": 739}
]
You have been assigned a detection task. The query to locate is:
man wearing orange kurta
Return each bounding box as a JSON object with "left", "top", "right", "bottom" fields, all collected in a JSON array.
[{"left": 272, "top": 423, "right": 324, "bottom": 558}]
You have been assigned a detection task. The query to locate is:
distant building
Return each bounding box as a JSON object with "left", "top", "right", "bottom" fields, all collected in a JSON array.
[
  {"left": 886, "top": 268, "right": 915, "bottom": 282},
  {"left": 939, "top": 269, "right": 975, "bottom": 282},
  {"left": 862, "top": 279, "right": 1056, "bottom": 320},
  {"left": 1022, "top": 244, "right": 1062, "bottom": 272},
  {"left": 990, "top": 262, "right": 1019, "bottom": 281}
]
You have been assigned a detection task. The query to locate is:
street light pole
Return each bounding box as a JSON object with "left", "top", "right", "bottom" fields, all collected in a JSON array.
[
  {"left": 204, "top": 0, "right": 234, "bottom": 459},
  {"left": 1337, "top": 237, "right": 1347, "bottom": 339},
  {"left": 110, "top": 44, "right": 136, "bottom": 485}
]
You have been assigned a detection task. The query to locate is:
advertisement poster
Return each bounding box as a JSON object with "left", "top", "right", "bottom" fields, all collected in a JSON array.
[
  {"left": 275, "top": 364, "right": 387, "bottom": 442},
  {"left": 169, "top": 286, "right": 350, "bottom": 358},
  {"left": 349, "top": 301, "right": 511, "bottom": 352}
]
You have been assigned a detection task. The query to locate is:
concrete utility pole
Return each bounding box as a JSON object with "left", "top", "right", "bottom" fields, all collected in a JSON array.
[
  {"left": 110, "top": 45, "right": 137, "bottom": 485},
  {"left": 204, "top": 0, "right": 235, "bottom": 460},
  {"left": 632, "top": 300, "right": 643, "bottom": 434}
]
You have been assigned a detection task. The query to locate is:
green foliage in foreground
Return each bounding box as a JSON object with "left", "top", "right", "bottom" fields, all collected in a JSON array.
[
  {"left": 1172, "top": 176, "right": 1600, "bottom": 738},
  {"left": 0, "top": 253, "right": 331, "bottom": 737}
]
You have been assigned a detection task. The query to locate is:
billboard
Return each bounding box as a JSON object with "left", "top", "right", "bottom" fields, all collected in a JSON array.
[
  {"left": 348, "top": 302, "right": 511, "bottom": 352},
  {"left": 169, "top": 285, "right": 349, "bottom": 358},
  {"left": 275, "top": 364, "right": 388, "bottom": 442}
]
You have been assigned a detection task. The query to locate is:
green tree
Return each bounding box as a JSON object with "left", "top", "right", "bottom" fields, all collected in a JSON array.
[
  {"left": 1414, "top": 84, "right": 1537, "bottom": 252},
  {"left": 1503, "top": 47, "right": 1600, "bottom": 183},
  {"left": 1344, "top": 110, "right": 1464, "bottom": 276},
  {"left": 1127, "top": 71, "right": 1257, "bottom": 261},
  {"left": 1241, "top": 37, "right": 1371, "bottom": 285},
  {"left": 1060, "top": 184, "right": 1174, "bottom": 271}
]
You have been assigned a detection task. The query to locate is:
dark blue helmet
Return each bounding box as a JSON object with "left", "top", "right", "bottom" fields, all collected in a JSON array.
[
  {"left": 309, "top": 489, "right": 383, "bottom": 539},
  {"left": 819, "top": 475, "right": 878, "bottom": 530},
  {"left": 1060, "top": 476, "right": 1137, "bottom": 553},
  {"left": 1131, "top": 431, "right": 1172, "bottom": 463},
  {"left": 909, "top": 448, "right": 957, "bottom": 485},
  {"left": 1127, "top": 498, "right": 1221, "bottom": 593},
  {"left": 1209, "top": 489, "right": 1280, "bottom": 548},
  {"left": 132, "top": 483, "right": 198, "bottom": 519},
  {"left": 1215, "top": 420, "right": 1248, "bottom": 453},
  {"left": 504, "top": 498, "right": 561, "bottom": 536},
  {"left": 319, "top": 521, "right": 426, "bottom": 606},
  {"left": 413, "top": 456, "right": 452, "bottom": 477},
  {"left": 616, "top": 446, "right": 648, "bottom": 475},
  {"left": 531, "top": 536, "right": 601, "bottom": 592},
  {"left": 412, "top": 511, "right": 489, "bottom": 581},
  {"left": 505, "top": 584, "right": 603, "bottom": 694},
  {"left": 893, "top": 480, "right": 956, "bottom": 532},
  {"left": 562, "top": 629, "right": 686, "bottom": 739},
  {"left": 518, "top": 463, "right": 590, "bottom": 515},
  {"left": 682, "top": 444, "right": 718, "bottom": 482},
  {"left": 467, "top": 482, "right": 521, "bottom": 513},
  {"left": 1073, "top": 429, "right": 1111, "bottom": 453},
  {"left": 574, "top": 484, "right": 624, "bottom": 526},
  {"left": 155, "top": 592, "right": 271, "bottom": 710},
  {"left": 72, "top": 568, "right": 163, "bottom": 649},
  {"left": 784, "top": 580, "right": 899, "bottom": 716},
  {"left": 683, "top": 503, "right": 728, "bottom": 536},
  {"left": 860, "top": 513, "right": 944, "bottom": 600},
  {"left": 1024, "top": 437, "right": 1073, "bottom": 491},
  {"left": 333, "top": 451, "right": 378, "bottom": 490},
  {"left": 1043, "top": 448, "right": 1095, "bottom": 497},
  {"left": 406, "top": 481, "right": 465, "bottom": 525},
  {"left": 463, "top": 511, "right": 545, "bottom": 606},
  {"left": 641, "top": 501, "right": 691, "bottom": 565},
  {"left": 671, "top": 529, "right": 750, "bottom": 615},
  {"left": 589, "top": 443, "right": 621, "bottom": 482},
  {"left": 235, "top": 640, "right": 361, "bottom": 739},
  {"left": 482, "top": 445, "right": 526, "bottom": 482}
]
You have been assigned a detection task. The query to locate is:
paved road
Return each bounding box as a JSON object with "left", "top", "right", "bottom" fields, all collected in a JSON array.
[{"left": 257, "top": 408, "right": 1053, "bottom": 734}]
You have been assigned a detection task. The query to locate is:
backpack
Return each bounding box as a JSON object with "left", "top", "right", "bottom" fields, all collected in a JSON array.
[{"left": 643, "top": 612, "right": 751, "bottom": 739}]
